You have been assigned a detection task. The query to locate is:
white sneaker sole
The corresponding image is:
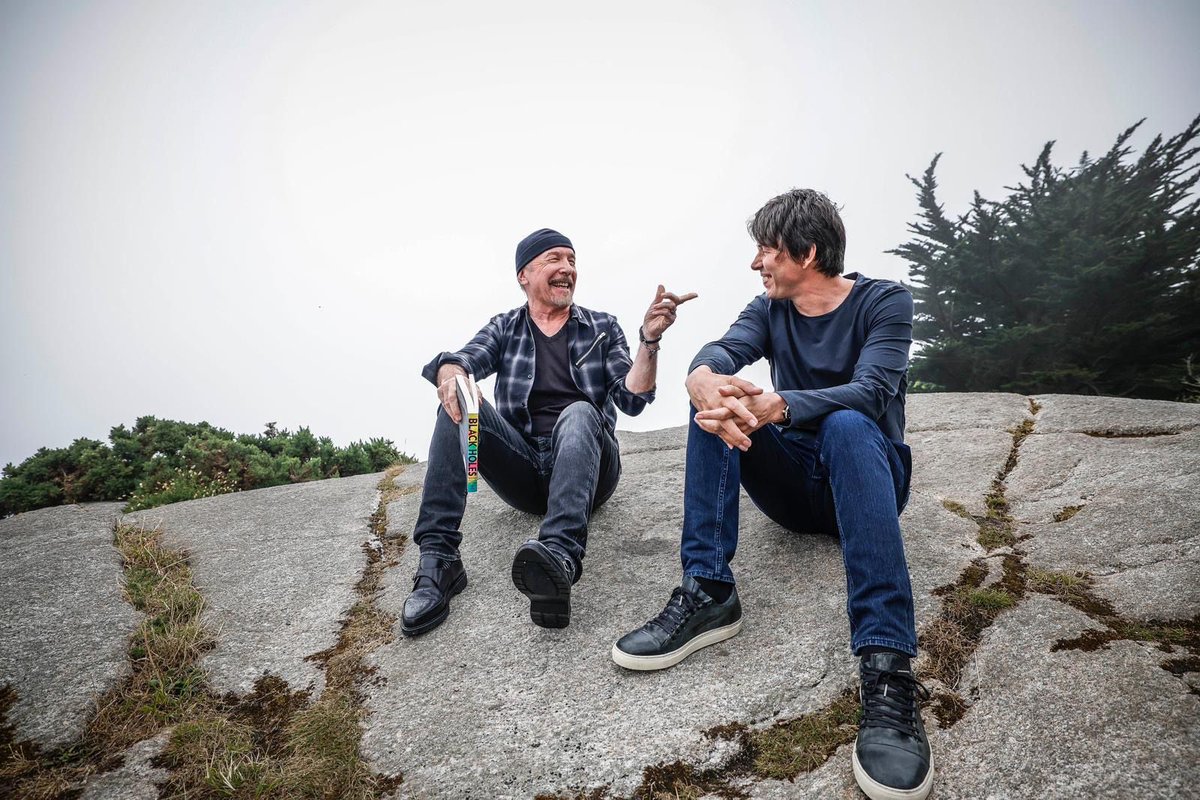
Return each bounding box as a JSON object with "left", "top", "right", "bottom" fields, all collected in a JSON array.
[
  {"left": 851, "top": 743, "right": 934, "bottom": 800},
  {"left": 610, "top": 618, "right": 743, "bottom": 671}
]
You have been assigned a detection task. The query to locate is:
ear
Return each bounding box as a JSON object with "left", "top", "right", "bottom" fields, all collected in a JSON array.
[
  {"left": 517, "top": 267, "right": 528, "bottom": 287},
  {"left": 801, "top": 244, "right": 818, "bottom": 269}
]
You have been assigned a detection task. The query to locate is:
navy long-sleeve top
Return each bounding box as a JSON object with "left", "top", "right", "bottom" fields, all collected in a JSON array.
[{"left": 688, "top": 273, "right": 913, "bottom": 443}]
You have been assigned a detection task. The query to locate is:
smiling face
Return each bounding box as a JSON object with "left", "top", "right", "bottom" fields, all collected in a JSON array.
[
  {"left": 750, "top": 242, "right": 813, "bottom": 300},
  {"left": 518, "top": 246, "right": 577, "bottom": 310}
]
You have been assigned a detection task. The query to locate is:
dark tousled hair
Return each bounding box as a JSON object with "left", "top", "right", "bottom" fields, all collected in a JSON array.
[{"left": 747, "top": 189, "right": 846, "bottom": 277}]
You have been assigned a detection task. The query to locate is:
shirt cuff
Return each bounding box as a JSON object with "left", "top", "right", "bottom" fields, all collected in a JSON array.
[{"left": 421, "top": 352, "right": 469, "bottom": 385}]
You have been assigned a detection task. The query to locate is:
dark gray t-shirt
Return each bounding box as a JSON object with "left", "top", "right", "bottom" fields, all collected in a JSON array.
[{"left": 529, "top": 324, "right": 590, "bottom": 437}]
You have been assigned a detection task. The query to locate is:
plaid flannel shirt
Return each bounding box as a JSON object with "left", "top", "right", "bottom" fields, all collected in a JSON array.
[{"left": 422, "top": 304, "right": 654, "bottom": 438}]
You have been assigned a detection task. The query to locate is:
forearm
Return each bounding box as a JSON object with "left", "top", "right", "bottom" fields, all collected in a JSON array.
[
  {"left": 688, "top": 343, "right": 740, "bottom": 378},
  {"left": 624, "top": 341, "right": 659, "bottom": 395},
  {"left": 778, "top": 381, "right": 892, "bottom": 427}
]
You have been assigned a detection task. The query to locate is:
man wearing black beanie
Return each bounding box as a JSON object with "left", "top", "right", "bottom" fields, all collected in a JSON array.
[{"left": 404, "top": 228, "right": 695, "bottom": 635}]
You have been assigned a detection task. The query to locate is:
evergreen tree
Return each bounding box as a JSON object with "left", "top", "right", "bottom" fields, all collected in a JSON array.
[{"left": 892, "top": 116, "right": 1200, "bottom": 398}]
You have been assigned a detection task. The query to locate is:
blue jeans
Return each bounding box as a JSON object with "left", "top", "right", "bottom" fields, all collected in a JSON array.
[
  {"left": 680, "top": 406, "right": 917, "bottom": 656},
  {"left": 413, "top": 400, "right": 620, "bottom": 581}
]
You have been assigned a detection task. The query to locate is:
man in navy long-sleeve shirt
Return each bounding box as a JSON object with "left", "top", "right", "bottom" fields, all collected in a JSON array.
[{"left": 612, "top": 190, "right": 934, "bottom": 800}]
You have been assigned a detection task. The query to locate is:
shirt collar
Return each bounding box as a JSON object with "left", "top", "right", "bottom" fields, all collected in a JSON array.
[
  {"left": 569, "top": 304, "right": 591, "bottom": 327},
  {"left": 521, "top": 303, "right": 590, "bottom": 328}
]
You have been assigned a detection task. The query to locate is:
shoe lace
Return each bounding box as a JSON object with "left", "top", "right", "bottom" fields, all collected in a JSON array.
[
  {"left": 859, "top": 665, "right": 930, "bottom": 738},
  {"left": 647, "top": 587, "right": 703, "bottom": 634}
]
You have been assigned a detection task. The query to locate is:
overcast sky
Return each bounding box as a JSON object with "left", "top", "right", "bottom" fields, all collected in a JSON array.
[{"left": 2, "top": 0, "right": 1198, "bottom": 469}]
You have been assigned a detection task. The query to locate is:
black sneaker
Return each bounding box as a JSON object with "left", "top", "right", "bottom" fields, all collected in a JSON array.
[
  {"left": 511, "top": 540, "right": 575, "bottom": 628},
  {"left": 611, "top": 576, "right": 742, "bottom": 670},
  {"left": 852, "top": 652, "right": 934, "bottom": 800}
]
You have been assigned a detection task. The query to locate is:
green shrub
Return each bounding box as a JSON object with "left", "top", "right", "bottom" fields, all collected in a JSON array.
[{"left": 1, "top": 418, "right": 414, "bottom": 518}]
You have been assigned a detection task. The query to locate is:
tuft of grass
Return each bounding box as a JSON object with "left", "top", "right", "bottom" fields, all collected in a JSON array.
[
  {"left": 3, "top": 765, "right": 77, "bottom": 799},
  {"left": 966, "top": 588, "right": 1016, "bottom": 611},
  {"left": 633, "top": 762, "right": 709, "bottom": 800},
  {"left": 1114, "top": 622, "right": 1196, "bottom": 646},
  {"left": 919, "top": 555, "right": 1028, "bottom": 691},
  {"left": 977, "top": 520, "right": 1016, "bottom": 550},
  {"left": 274, "top": 696, "right": 373, "bottom": 797},
  {"left": 95, "top": 526, "right": 215, "bottom": 745},
  {"left": 579, "top": 691, "right": 867, "bottom": 798},
  {"left": 978, "top": 480, "right": 1017, "bottom": 550},
  {"left": 1036, "top": 568, "right": 1200, "bottom": 662},
  {"left": 162, "top": 714, "right": 262, "bottom": 794},
  {"left": 370, "top": 463, "right": 419, "bottom": 538},
  {"left": 750, "top": 690, "right": 860, "bottom": 780},
  {"left": 1081, "top": 429, "right": 1180, "bottom": 439},
  {"left": 0, "top": 718, "right": 50, "bottom": 792},
  {"left": 1028, "top": 569, "right": 1088, "bottom": 596},
  {"left": 917, "top": 618, "right": 975, "bottom": 688},
  {"left": 941, "top": 499, "right": 972, "bottom": 519},
  {"left": 1027, "top": 568, "right": 1117, "bottom": 618},
  {"left": 927, "top": 690, "right": 970, "bottom": 728},
  {"left": 1052, "top": 505, "right": 1083, "bottom": 522}
]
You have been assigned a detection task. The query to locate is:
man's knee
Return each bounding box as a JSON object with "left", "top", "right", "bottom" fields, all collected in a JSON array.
[
  {"left": 432, "top": 403, "right": 456, "bottom": 433},
  {"left": 819, "top": 410, "right": 883, "bottom": 451},
  {"left": 554, "top": 401, "right": 602, "bottom": 436}
]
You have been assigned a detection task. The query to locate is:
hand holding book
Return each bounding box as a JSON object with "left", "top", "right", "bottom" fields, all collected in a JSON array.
[{"left": 436, "top": 363, "right": 478, "bottom": 424}]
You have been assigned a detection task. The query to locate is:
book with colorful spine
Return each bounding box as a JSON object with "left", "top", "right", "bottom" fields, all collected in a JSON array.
[{"left": 454, "top": 373, "right": 481, "bottom": 493}]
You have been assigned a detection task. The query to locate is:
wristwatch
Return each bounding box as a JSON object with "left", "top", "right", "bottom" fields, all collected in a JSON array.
[{"left": 780, "top": 401, "right": 791, "bottom": 426}]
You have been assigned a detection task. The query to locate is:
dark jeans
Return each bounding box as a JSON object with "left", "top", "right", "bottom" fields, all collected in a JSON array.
[
  {"left": 680, "top": 406, "right": 917, "bottom": 656},
  {"left": 413, "top": 400, "right": 620, "bottom": 580}
]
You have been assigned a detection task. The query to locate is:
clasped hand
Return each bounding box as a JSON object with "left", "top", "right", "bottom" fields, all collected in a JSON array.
[{"left": 687, "top": 367, "right": 786, "bottom": 451}]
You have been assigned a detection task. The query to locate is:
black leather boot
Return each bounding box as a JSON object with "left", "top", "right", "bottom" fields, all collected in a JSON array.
[
  {"left": 401, "top": 554, "right": 468, "bottom": 637},
  {"left": 511, "top": 540, "right": 575, "bottom": 628}
]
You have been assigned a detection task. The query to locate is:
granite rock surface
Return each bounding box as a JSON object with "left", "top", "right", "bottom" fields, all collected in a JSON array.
[
  {"left": 1, "top": 394, "right": 1197, "bottom": 799},
  {"left": 0, "top": 503, "right": 134, "bottom": 748},
  {"left": 123, "top": 472, "right": 382, "bottom": 695}
]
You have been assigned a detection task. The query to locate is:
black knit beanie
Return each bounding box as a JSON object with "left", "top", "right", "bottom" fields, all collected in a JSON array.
[{"left": 515, "top": 228, "right": 573, "bottom": 272}]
